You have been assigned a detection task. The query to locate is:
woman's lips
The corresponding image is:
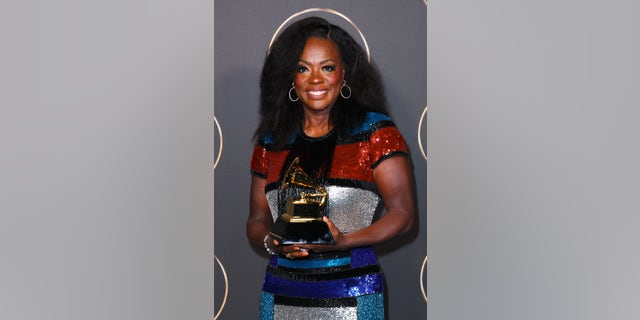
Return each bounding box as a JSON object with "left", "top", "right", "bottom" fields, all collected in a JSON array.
[{"left": 307, "top": 90, "right": 328, "bottom": 98}]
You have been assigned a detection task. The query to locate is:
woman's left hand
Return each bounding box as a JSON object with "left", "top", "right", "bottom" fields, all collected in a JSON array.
[{"left": 298, "top": 216, "right": 346, "bottom": 253}]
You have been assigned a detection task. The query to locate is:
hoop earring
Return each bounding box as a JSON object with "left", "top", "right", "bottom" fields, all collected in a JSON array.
[
  {"left": 340, "top": 80, "right": 352, "bottom": 99},
  {"left": 288, "top": 82, "right": 299, "bottom": 102}
]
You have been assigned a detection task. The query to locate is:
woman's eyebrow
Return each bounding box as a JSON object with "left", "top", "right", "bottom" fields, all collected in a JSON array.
[{"left": 298, "top": 59, "right": 337, "bottom": 65}]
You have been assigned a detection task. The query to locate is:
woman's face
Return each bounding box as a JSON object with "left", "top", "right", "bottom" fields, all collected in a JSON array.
[{"left": 293, "top": 37, "right": 345, "bottom": 116}]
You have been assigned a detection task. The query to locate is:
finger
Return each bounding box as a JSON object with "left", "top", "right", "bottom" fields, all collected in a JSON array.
[
  {"left": 299, "top": 244, "right": 321, "bottom": 253},
  {"left": 323, "top": 216, "right": 337, "bottom": 229},
  {"left": 285, "top": 250, "right": 308, "bottom": 259},
  {"left": 292, "top": 250, "right": 308, "bottom": 258}
]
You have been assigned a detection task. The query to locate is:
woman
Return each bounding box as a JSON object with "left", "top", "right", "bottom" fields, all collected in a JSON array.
[{"left": 247, "top": 17, "right": 415, "bottom": 319}]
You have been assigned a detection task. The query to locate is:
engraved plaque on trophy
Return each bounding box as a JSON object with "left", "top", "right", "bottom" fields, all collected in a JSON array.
[{"left": 269, "top": 157, "right": 335, "bottom": 244}]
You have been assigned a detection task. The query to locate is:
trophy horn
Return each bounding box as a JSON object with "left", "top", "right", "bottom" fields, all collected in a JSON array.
[
  {"left": 270, "top": 156, "right": 334, "bottom": 244},
  {"left": 281, "top": 157, "right": 327, "bottom": 207}
]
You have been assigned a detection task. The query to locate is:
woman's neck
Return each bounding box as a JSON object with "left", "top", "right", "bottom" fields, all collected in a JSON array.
[{"left": 302, "top": 115, "right": 332, "bottom": 138}]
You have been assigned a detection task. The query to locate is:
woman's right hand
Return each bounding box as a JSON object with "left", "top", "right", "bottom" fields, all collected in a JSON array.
[{"left": 267, "top": 236, "right": 309, "bottom": 259}]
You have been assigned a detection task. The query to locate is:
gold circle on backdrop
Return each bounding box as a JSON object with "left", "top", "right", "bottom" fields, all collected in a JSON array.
[
  {"left": 420, "top": 255, "right": 428, "bottom": 304},
  {"left": 214, "top": 255, "right": 229, "bottom": 319},
  {"left": 418, "top": 105, "right": 428, "bottom": 162},
  {"left": 419, "top": 0, "right": 428, "bottom": 306},
  {"left": 268, "top": 8, "right": 371, "bottom": 63},
  {"left": 213, "top": 116, "right": 223, "bottom": 170}
]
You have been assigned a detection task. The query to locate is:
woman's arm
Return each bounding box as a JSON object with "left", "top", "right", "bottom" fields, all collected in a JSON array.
[
  {"left": 300, "top": 156, "right": 415, "bottom": 252},
  {"left": 246, "top": 176, "right": 273, "bottom": 250}
]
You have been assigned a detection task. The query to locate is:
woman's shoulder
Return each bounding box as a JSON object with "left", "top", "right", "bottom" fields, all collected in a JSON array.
[
  {"left": 255, "top": 132, "right": 297, "bottom": 151},
  {"left": 255, "top": 134, "right": 275, "bottom": 150},
  {"left": 364, "top": 111, "right": 392, "bottom": 123},
  {"left": 348, "top": 111, "right": 396, "bottom": 135}
]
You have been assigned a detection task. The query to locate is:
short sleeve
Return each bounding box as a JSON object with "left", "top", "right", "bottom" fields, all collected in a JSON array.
[
  {"left": 369, "top": 125, "right": 409, "bottom": 169},
  {"left": 250, "top": 144, "right": 269, "bottom": 179}
]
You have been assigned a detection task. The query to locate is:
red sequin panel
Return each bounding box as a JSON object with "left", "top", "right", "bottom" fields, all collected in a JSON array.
[
  {"left": 250, "top": 145, "right": 268, "bottom": 176},
  {"left": 252, "top": 125, "right": 407, "bottom": 184},
  {"left": 250, "top": 145, "right": 290, "bottom": 184},
  {"left": 331, "top": 142, "right": 374, "bottom": 182},
  {"left": 265, "top": 151, "right": 291, "bottom": 184},
  {"left": 369, "top": 126, "right": 408, "bottom": 166}
]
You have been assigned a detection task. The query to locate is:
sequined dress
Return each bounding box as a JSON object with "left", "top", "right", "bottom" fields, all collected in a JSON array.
[{"left": 250, "top": 112, "right": 409, "bottom": 320}]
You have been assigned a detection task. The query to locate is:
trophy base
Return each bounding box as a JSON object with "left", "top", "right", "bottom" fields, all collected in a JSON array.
[{"left": 270, "top": 214, "right": 335, "bottom": 245}]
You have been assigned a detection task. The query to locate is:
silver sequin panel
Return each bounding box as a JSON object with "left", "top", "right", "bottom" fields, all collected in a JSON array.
[
  {"left": 266, "top": 186, "right": 380, "bottom": 233},
  {"left": 274, "top": 304, "right": 357, "bottom": 320},
  {"left": 266, "top": 189, "right": 280, "bottom": 222}
]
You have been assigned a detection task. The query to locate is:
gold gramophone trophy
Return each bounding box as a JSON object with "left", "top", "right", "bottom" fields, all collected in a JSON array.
[{"left": 269, "top": 157, "right": 335, "bottom": 244}]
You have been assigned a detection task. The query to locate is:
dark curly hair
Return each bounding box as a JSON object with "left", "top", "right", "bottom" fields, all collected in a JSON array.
[{"left": 254, "top": 16, "right": 389, "bottom": 149}]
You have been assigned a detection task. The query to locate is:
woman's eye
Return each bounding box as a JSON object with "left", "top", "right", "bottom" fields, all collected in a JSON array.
[
  {"left": 323, "top": 65, "right": 336, "bottom": 72},
  {"left": 296, "top": 66, "right": 308, "bottom": 73}
]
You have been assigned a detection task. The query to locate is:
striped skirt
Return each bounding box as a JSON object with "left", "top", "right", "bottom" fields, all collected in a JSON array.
[{"left": 259, "top": 247, "right": 385, "bottom": 320}]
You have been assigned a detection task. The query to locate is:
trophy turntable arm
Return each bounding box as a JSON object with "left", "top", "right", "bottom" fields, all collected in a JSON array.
[{"left": 297, "top": 191, "right": 328, "bottom": 207}]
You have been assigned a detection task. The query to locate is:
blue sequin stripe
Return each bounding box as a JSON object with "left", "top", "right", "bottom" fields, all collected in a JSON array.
[
  {"left": 277, "top": 256, "right": 351, "bottom": 269},
  {"left": 350, "top": 247, "right": 378, "bottom": 268},
  {"left": 271, "top": 247, "right": 378, "bottom": 269},
  {"left": 276, "top": 264, "right": 351, "bottom": 274},
  {"left": 348, "top": 112, "right": 392, "bottom": 135},
  {"left": 267, "top": 264, "right": 381, "bottom": 282},
  {"left": 259, "top": 292, "right": 274, "bottom": 320},
  {"left": 357, "top": 293, "right": 385, "bottom": 320},
  {"left": 262, "top": 272, "right": 383, "bottom": 299}
]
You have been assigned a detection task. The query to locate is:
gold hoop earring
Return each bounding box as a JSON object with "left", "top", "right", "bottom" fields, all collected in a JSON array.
[
  {"left": 340, "top": 80, "right": 352, "bottom": 99},
  {"left": 288, "top": 82, "right": 299, "bottom": 102}
]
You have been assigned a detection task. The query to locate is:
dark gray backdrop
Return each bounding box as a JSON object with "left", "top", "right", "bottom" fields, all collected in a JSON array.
[{"left": 214, "top": 1, "right": 428, "bottom": 319}]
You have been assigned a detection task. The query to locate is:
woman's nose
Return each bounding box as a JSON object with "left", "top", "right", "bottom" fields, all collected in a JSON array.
[{"left": 309, "top": 70, "right": 323, "bottom": 84}]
